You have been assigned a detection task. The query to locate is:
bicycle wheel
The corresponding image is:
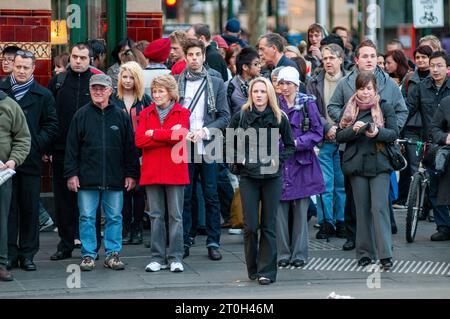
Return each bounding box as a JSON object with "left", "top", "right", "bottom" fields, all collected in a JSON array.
[{"left": 406, "top": 173, "right": 424, "bottom": 243}]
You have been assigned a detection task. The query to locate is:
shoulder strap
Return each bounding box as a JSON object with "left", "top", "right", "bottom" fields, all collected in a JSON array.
[
  {"left": 227, "top": 81, "right": 235, "bottom": 108},
  {"left": 187, "top": 78, "right": 207, "bottom": 114},
  {"left": 301, "top": 102, "right": 310, "bottom": 132},
  {"left": 54, "top": 72, "right": 68, "bottom": 91},
  {"left": 404, "top": 72, "right": 414, "bottom": 96}
]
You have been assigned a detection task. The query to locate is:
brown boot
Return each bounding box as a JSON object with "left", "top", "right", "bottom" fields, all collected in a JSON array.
[{"left": 0, "top": 267, "right": 13, "bottom": 281}]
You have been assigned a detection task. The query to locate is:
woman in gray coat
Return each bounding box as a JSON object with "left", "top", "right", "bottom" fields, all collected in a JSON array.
[{"left": 336, "top": 72, "right": 399, "bottom": 270}]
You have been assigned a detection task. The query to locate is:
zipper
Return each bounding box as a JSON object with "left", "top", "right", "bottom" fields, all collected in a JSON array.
[
  {"left": 102, "top": 109, "right": 106, "bottom": 190},
  {"left": 76, "top": 73, "right": 80, "bottom": 110}
]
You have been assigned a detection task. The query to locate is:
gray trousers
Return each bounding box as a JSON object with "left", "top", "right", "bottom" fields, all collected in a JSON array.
[
  {"left": 0, "top": 179, "right": 12, "bottom": 268},
  {"left": 146, "top": 185, "right": 185, "bottom": 264},
  {"left": 350, "top": 173, "right": 392, "bottom": 260},
  {"left": 276, "top": 198, "right": 309, "bottom": 263}
]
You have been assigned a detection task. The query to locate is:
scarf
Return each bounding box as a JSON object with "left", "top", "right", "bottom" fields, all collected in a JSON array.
[
  {"left": 156, "top": 101, "right": 175, "bottom": 125},
  {"left": 339, "top": 93, "right": 384, "bottom": 129},
  {"left": 10, "top": 75, "right": 34, "bottom": 101},
  {"left": 178, "top": 67, "right": 216, "bottom": 114},
  {"left": 237, "top": 75, "right": 249, "bottom": 99}
]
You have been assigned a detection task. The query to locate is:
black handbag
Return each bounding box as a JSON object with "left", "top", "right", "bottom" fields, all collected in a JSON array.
[{"left": 386, "top": 142, "right": 408, "bottom": 171}]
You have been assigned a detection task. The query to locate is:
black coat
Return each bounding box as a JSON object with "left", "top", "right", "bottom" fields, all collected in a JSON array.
[
  {"left": 64, "top": 102, "right": 139, "bottom": 190},
  {"left": 0, "top": 78, "right": 58, "bottom": 176},
  {"left": 336, "top": 100, "right": 399, "bottom": 177},
  {"left": 48, "top": 67, "right": 95, "bottom": 152},
  {"left": 206, "top": 44, "right": 229, "bottom": 82},
  {"left": 228, "top": 106, "right": 296, "bottom": 179},
  {"left": 431, "top": 96, "right": 450, "bottom": 205}
]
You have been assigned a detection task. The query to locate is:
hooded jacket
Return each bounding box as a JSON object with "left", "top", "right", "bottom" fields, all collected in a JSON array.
[{"left": 327, "top": 66, "right": 408, "bottom": 131}]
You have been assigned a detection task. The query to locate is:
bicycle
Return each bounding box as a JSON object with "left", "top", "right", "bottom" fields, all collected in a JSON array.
[{"left": 397, "top": 138, "right": 433, "bottom": 243}]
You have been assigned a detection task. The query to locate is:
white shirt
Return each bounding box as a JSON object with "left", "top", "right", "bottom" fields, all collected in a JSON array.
[{"left": 184, "top": 79, "right": 207, "bottom": 154}]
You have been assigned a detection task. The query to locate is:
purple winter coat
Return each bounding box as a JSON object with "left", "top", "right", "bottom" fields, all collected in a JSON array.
[{"left": 279, "top": 93, "right": 325, "bottom": 201}]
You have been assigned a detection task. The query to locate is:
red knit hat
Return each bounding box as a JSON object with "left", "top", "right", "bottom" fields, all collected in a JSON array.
[
  {"left": 143, "top": 38, "right": 171, "bottom": 63},
  {"left": 211, "top": 35, "right": 229, "bottom": 50}
]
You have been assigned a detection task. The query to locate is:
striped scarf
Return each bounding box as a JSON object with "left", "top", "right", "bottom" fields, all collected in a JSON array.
[
  {"left": 10, "top": 75, "right": 34, "bottom": 101},
  {"left": 178, "top": 67, "right": 216, "bottom": 114}
]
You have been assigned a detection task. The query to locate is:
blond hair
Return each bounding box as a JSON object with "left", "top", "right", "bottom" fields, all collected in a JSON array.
[
  {"left": 419, "top": 35, "right": 442, "bottom": 51},
  {"left": 242, "top": 77, "right": 282, "bottom": 124},
  {"left": 117, "top": 61, "right": 145, "bottom": 102},
  {"left": 151, "top": 74, "right": 179, "bottom": 102}
]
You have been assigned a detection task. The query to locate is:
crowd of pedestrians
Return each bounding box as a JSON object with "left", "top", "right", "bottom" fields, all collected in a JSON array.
[{"left": 1, "top": 19, "right": 450, "bottom": 285}]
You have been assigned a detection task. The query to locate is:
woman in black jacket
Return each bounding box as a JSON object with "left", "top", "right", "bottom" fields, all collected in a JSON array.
[
  {"left": 229, "top": 77, "right": 295, "bottom": 285},
  {"left": 336, "top": 72, "right": 399, "bottom": 270}
]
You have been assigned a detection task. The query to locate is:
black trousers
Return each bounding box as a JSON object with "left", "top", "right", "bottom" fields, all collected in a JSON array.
[
  {"left": 53, "top": 153, "right": 78, "bottom": 253},
  {"left": 239, "top": 176, "right": 282, "bottom": 282},
  {"left": 122, "top": 186, "right": 145, "bottom": 233},
  {"left": 8, "top": 172, "right": 40, "bottom": 261},
  {"left": 344, "top": 174, "right": 357, "bottom": 241}
]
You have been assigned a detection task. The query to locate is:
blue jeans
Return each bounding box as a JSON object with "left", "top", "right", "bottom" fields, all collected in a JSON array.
[
  {"left": 78, "top": 190, "right": 123, "bottom": 258},
  {"left": 316, "top": 143, "right": 346, "bottom": 227},
  {"left": 428, "top": 170, "right": 450, "bottom": 229},
  {"left": 183, "top": 160, "right": 221, "bottom": 248}
]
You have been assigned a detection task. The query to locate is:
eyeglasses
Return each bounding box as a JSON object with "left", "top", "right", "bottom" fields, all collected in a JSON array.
[
  {"left": 16, "top": 50, "right": 35, "bottom": 59},
  {"left": 1, "top": 56, "right": 14, "bottom": 64},
  {"left": 90, "top": 86, "right": 109, "bottom": 92}
]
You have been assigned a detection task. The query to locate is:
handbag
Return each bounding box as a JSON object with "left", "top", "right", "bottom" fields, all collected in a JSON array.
[
  {"left": 229, "top": 111, "right": 245, "bottom": 175},
  {"left": 385, "top": 142, "right": 408, "bottom": 171}
]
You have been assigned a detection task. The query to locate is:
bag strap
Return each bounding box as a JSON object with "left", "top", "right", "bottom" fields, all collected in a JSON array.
[
  {"left": 301, "top": 102, "right": 310, "bottom": 132},
  {"left": 187, "top": 78, "right": 207, "bottom": 114}
]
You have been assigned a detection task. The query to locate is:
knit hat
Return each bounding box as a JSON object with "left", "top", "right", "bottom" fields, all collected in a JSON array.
[
  {"left": 225, "top": 18, "right": 241, "bottom": 33},
  {"left": 277, "top": 66, "right": 300, "bottom": 87},
  {"left": 211, "top": 35, "right": 229, "bottom": 50},
  {"left": 143, "top": 38, "right": 171, "bottom": 63}
]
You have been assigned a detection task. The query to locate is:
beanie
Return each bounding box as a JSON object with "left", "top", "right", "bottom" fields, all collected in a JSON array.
[
  {"left": 143, "top": 38, "right": 171, "bottom": 63},
  {"left": 277, "top": 66, "right": 300, "bottom": 87},
  {"left": 225, "top": 18, "right": 241, "bottom": 33}
]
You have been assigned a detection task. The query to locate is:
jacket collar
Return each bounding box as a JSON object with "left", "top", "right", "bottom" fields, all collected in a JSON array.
[
  {"left": 148, "top": 101, "right": 182, "bottom": 115},
  {"left": 424, "top": 75, "right": 450, "bottom": 89},
  {"left": 0, "top": 77, "right": 45, "bottom": 108}
]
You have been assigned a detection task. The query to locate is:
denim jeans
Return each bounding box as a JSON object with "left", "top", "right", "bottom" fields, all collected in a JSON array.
[
  {"left": 428, "top": 170, "right": 450, "bottom": 229},
  {"left": 78, "top": 190, "right": 123, "bottom": 258},
  {"left": 0, "top": 179, "right": 12, "bottom": 268},
  {"left": 316, "top": 143, "right": 346, "bottom": 227},
  {"left": 183, "top": 160, "right": 221, "bottom": 248}
]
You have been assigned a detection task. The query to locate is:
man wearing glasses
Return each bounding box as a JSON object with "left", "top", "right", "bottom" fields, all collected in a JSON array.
[
  {"left": 64, "top": 74, "right": 139, "bottom": 271},
  {"left": 0, "top": 49, "right": 58, "bottom": 271},
  {"left": 1, "top": 46, "right": 21, "bottom": 82}
]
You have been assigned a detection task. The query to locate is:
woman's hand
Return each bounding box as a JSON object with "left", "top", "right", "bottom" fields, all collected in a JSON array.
[
  {"left": 365, "top": 125, "right": 379, "bottom": 138},
  {"left": 352, "top": 121, "right": 366, "bottom": 133},
  {"left": 145, "top": 129, "right": 154, "bottom": 137},
  {"left": 171, "top": 124, "right": 182, "bottom": 130}
]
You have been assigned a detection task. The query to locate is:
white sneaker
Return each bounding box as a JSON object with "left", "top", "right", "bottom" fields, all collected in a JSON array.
[
  {"left": 228, "top": 228, "right": 242, "bottom": 235},
  {"left": 170, "top": 262, "right": 184, "bottom": 272},
  {"left": 145, "top": 261, "right": 168, "bottom": 272}
]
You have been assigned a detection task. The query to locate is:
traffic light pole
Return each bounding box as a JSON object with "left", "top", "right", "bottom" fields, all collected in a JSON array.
[{"left": 316, "top": 0, "right": 328, "bottom": 29}]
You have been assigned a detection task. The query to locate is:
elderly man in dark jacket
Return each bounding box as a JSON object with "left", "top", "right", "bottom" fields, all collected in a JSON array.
[
  {"left": 0, "top": 50, "right": 58, "bottom": 271},
  {"left": 64, "top": 74, "right": 139, "bottom": 271}
]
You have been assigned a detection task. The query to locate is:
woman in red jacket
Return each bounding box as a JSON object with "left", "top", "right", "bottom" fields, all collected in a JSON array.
[{"left": 135, "top": 74, "right": 190, "bottom": 273}]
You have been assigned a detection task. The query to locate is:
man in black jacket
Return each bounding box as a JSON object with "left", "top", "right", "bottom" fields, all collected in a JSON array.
[
  {"left": 64, "top": 74, "right": 139, "bottom": 271},
  {"left": 0, "top": 50, "right": 58, "bottom": 271},
  {"left": 47, "top": 42, "right": 97, "bottom": 261}
]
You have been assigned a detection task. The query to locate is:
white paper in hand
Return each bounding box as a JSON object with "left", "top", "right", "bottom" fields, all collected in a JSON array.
[{"left": 0, "top": 161, "right": 16, "bottom": 186}]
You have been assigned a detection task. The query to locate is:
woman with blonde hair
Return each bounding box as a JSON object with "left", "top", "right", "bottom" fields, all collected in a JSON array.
[
  {"left": 229, "top": 77, "right": 295, "bottom": 285},
  {"left": 135, "top": 74, "right": 190, "bottom": 273},
  {"left": 114, "top": 61, "right": 152, "bottom": 245}
]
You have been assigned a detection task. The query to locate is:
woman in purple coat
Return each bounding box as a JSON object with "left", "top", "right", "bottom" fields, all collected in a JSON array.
[{"left": 276, "top": 67, "right": 325, "bottom": 268}]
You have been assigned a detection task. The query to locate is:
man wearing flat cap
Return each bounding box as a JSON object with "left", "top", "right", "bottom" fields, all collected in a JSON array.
[{"left": 64, "top": 74, "right": 139, "bottom": 272}]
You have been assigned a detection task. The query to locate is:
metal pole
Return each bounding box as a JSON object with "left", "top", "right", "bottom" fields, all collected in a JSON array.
[
  {"left": 379, "top": 0, "right": 385, "bottom": 52},
  {"left": 316, "top": 0, "right": 328, "bottom": 29},
  {"left": 228, "top": 0, "right": 234, "bottom": 20},
  {"left": 365, "top": 0, "right": 377, "bottom": 44}
]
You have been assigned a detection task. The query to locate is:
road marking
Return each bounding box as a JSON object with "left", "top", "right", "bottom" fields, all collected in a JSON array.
[{"left": 292, "top": 258, "right": 450, "bottom": 277}]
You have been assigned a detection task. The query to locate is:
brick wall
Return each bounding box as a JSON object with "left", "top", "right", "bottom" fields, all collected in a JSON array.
[{"left": 127, "top": 12, "right": 163, "bottom": 43}]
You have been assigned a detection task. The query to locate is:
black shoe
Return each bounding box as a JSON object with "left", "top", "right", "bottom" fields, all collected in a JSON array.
[
  {"left": 343, "top": 239, "right": 355, "bottom": 251},
  {"left": 391, "top": 224, "right": 398, "bottom": 235},
  {"left": 430, "top": 230, "right": 450, "bottom": 241},
  {"left": 122, "top": 231, "right": 132, "bottom": 245},
  {"left": 0, "top": 268, "right": 13, "bottom": 282},
  {"left": 335, "top": 222, "right": 346, "bottom": 239},
  {"left": 50, "top": 250, "right": 72, "bottom": 261},
  {"left": 20, "top": 259, "right": 36, "bottom": 271},
  {"left": 6, "top": 259, "right": 18, "bottom": 271},
  {"left": 207, "top": 247, "right": 222, "bottom": 261},
  {"left": 131, "top": 230, "right": 143, "bottom": 245},
  {"left": 249, "top": 274, "right": 258, "bottom": 280},
  {"left": 316, "top": 222, "right": 335, "bottom": 239},
  {"left": 291, "top": 259, "right": 305, "bottom": 268},
  {"left": 183, "top": 246, "right": 190, "bottom": 259},
  {"left": 258, "top": 276, "right": 272, "bottom": 285},
  {"left": 277, "top": 259, "right": 289, "bottom": 268},
  {"left": 358, "top": 257, "right": 372, "bottom": 267},
  {"left": 380, "top": 258, "right": 393, "bottom": 270}
]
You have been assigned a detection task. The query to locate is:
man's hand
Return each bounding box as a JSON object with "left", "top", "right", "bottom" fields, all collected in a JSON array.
[
  {"left": 186, "top": 129, "right": 206, "bottom": 143},
  {"left": 124, "top": 177, "right": 136, "bottom": 191},
  {"left": 0, "top": 160, "right": 16, "bottom": 170},
  {"left": 446, "top": 134, "right": 450, "bottom": 145},
  {"left": 67, "top": 176, "right": 80, "bottom": 192},
  {"left": 326, "top": 126, "right": 337, "bottom": 140},
  {"left": 42, "top": 154, "right": 52, "bottom": 162}
]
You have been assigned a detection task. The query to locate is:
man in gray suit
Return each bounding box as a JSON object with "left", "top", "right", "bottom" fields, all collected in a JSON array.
[{"left": 177, "top": 38, "right": 230, "bottom": 261}]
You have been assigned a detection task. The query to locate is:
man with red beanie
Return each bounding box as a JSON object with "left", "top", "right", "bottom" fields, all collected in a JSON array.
[{"left": 143, "top": 38, "right": 171, "bottom": 96}]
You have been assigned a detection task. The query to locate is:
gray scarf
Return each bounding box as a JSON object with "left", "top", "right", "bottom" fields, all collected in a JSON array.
[
  {"left": 156, "top": 101, "right": 175, "bottom": 125},
  {"left": 178, "top": 67, "right": 216, "bottom": 114}
]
